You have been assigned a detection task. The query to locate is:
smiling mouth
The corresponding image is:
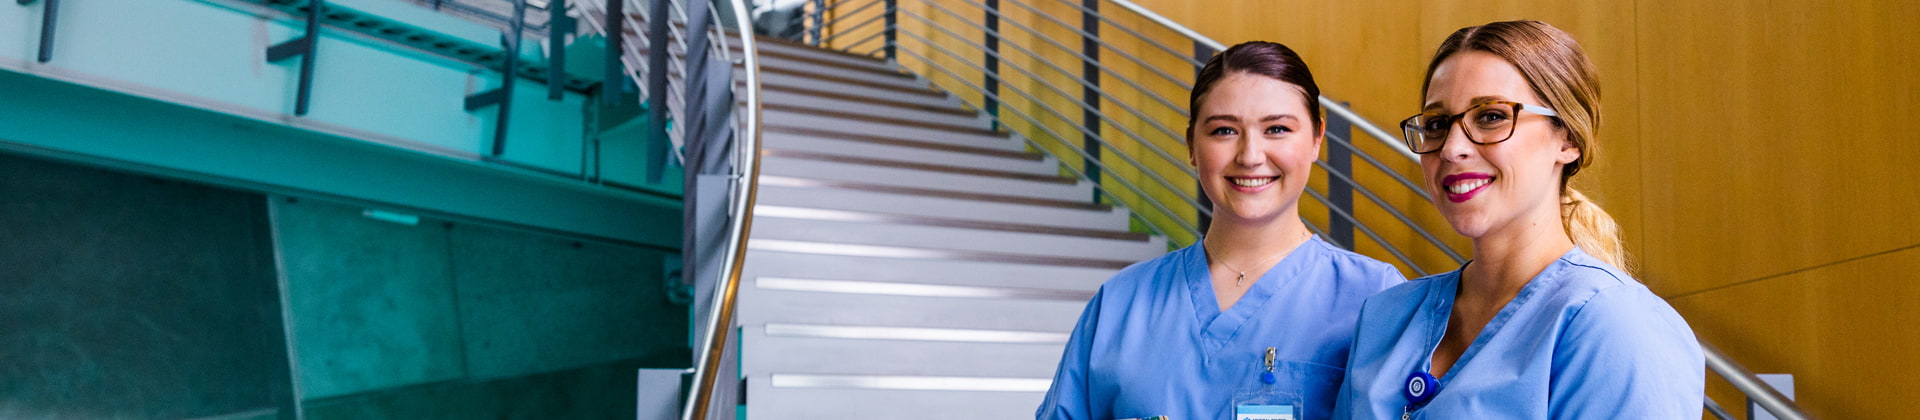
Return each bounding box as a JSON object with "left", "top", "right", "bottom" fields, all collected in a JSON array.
[
  {"left": 1231, "top": 176, "right": 1279, "bottom": 188},
  {"left": 1448, "top": 178, "right": 1489, "bottom": 194},
  {"left": 1440, "top": 173, "right": 1495, "bottom": 202}
]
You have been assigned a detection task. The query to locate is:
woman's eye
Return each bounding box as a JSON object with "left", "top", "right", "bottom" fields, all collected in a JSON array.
[
  {"left": 1265, "top": 126, "right": 1292, "bottom": 135},
  {"left": 1474, "top": 110, "right": 1511, "bottom": 125},
  {"left": 1210, "top": 127, "right": 1238, "bottom": 136},
  {"left": 1421, "top": 118, "right": 1450, "bottom": 133}
]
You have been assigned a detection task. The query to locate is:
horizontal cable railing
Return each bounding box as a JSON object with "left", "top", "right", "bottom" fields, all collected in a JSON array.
[
  {"left": 805, "top": 0, "right": 1456, "bottom": 276},
  {"left": 792, "top": 0, "right": 1811, "bottom": 417}
]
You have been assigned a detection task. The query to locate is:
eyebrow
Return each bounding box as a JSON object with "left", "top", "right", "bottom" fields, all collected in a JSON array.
[
  {"left": 1421, "top": 95, "right": 1511, "bottom": 112},
  {"left": 1202, "top": 114, "right": 1299, "bottom": 124}
]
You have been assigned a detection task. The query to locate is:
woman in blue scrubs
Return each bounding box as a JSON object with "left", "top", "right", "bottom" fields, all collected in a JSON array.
[
  {"left": 1335, "top": 21, "right": 1704, "bottom": 419},
  {"left": 1037, "top": 41, "right": 1404, "bottom": 420}
]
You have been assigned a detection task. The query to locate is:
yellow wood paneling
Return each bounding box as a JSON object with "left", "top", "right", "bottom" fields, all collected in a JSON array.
[
  {"left": 1636, "top": 0, "right": 1920, "bottom": 295},
  {"left": 1668, "top": 246, "right": 1920, "bottom": 419}
]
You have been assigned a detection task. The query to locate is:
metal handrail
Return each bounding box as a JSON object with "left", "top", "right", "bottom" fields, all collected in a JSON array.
[
  {"left": 681, "top": 0, "right": 759, "bottom": 418},
  {"left": 896, "top": 8, "right": 1193, "bottom": 177},
  {"left": 892, "top": 46, "right": 1205, "bottom": 237},
  {"left": 880, "top": 6, "right": 1469, "bottom": 260},
  {"left": 1703, "top": 340, "right": 1810, "bottom": 420},
  {"left": 890, "top": 35, "right": 1210, "bottom": 226},
  {"left": 920, "top": 0, "right": 1189, "bottom": 122}
]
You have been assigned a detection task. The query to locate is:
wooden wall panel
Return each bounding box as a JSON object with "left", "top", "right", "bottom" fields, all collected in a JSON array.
[
  {"left": 1668, "top": 246, "right": 1920, "bottom": 419},
  {"left": 1636, "top": 0, "right": 1920, "bottom": 295}
]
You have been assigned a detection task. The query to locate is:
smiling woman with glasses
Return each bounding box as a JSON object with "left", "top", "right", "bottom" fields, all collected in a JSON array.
[{"left": 1334, "top": 20, "right": 1705, "bottom": 419}]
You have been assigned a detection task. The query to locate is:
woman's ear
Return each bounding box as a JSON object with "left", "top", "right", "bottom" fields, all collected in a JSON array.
[
  {"left": 1314, "top": 119, "right": 1327, "bottom": 148},
  {"left": 1556, "top": 134, "right": 1582, "bottom": 166}
]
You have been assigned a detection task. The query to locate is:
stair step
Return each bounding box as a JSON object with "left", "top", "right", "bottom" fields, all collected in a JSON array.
[
  {"left": 762, "top": 124, "right": 1032, "bottom": 156},
  {"left": 736, "top": 286, "right": 1089, "bottom": 331},
  {"left": 742, "top": 327, "right": 1065, "bottom": 377},
  {"left": 759, "top": 71, "right": 944, "bottom": 101},
  {"left": 759, "top": 155, "right": 1093, "bottom": 201},
  {"left": 760, "top": 84, "right": 976, "bottom": 117},
  {"left": 764, "top": 132, "right": 1058, "bottom": 176},
  {"left": 760, "top": 108, "right": 1013, "bottom": 149},
  {"left": 749, "top": 215, "right": 1165, "bottom": 261},
  {"left": 753, "top": 39, "right": 895, "bottom": 73},
  {"left": 756, "top": 52, "right": 914, "bottom": 82},
  {"left": 745, "top": 379, "right": 1045, "bottom": 420},
  {"left": 752, "top": 205, "right": 1143, "bottom": 241},
  {"left": 761, "top": 87, "right": 977, "bottom": 119},
  {"left": 763, "top": 103, "right": 999, "bottom": 136},
  {"left": 753, "top": 182, "right": 1128, "bottom": 231},
  {"left": 740, "top": 250, "right": 1116, "bottom": 290}
]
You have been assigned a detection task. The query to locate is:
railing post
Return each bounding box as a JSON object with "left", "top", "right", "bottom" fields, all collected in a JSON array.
[
  {"left": 547, "top": 0, "right": 571, "bottom": 101},
  {"left": 983, "top": 0, "right": 999, "bottom": 131},
  {"left": 266, "top": 0, "right": 323, "bottom": 116},
  {"left": 1327, "top": 101, "right": 1355, "bottom": 249},
  {"left": 461, "top": 0, "right": 526, "bottom": 157},
  {"left": 809, "top": 0, "right": 825, "bottom": 46},
  {"left": 644, "top": 0, "right": 673, "bottom": 183},
  {"left": 1080, "top": 0, "right": 1101, "bottom": 203},
  {"left": 602, "top": 0, "right": 626, "bottom": 106},
  {"left": 17, "top": 0, "right": 56, "bottom": 63},
  {"left": 1194, "top": 41, "right": 1214, "bottom": 230},
  {"left": 883, "top": 0, "right": 897, "bottom": 60}
]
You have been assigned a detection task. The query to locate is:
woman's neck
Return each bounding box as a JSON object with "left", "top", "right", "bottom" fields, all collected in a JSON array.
[
  {"left": 1202, "top": 210, "right": 1312, "bottom": 264},
  {"left": 1460, "top": 208, "right": 1575, "bottom": 307}
]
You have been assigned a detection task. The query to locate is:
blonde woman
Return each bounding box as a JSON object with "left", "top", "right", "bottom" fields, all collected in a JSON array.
[{"left": 1335, "top": 21, "right": 1703, "bottom": 418}]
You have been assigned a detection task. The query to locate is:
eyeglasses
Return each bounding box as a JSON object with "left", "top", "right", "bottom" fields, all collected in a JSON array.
[{"left": 1399, "top": 100, "right": 1559, "bottom": 154}]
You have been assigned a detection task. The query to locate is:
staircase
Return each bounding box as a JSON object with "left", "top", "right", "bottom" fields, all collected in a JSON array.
[{"left": 734, "top": 39, "right": 1167, "bottom": 418}]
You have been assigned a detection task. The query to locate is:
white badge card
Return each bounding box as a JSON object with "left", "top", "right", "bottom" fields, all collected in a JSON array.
[
  {"left": 1233, "top": 403, "right": 1295, "bottom": 420},
  {"left": 1230, "top": 390, "right": 1300, "bottom": 420}
]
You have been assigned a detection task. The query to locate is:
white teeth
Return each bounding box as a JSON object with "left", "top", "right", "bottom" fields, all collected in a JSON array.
[
  {"left": 1448, "top": 179, "right": 1490, "bottom": 194},
  {"left": 1231, "top": 177, "right": 1277, "bottom": 188}
]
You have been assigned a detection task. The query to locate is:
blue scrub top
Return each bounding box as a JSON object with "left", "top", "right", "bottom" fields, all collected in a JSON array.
[
  {"left": 1037, "top": 236, "right": 1404, "bottom": 420},
  {"left": 1334, "top": 247, "right": 1704, "bottom": 419}
]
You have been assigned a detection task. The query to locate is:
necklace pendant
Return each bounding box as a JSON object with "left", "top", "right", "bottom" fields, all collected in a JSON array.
[{"left": 1236, "top": 273, "right": 1246, "bottom": 286}]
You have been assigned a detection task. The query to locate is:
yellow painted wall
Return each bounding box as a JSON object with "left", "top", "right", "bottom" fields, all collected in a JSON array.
[{"left": 827, "top": 0, "right": 1919, "bottom": 417}]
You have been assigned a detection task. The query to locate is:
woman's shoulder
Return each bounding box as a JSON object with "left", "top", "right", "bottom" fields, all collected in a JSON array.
[
  {"left": 1304, "top": 236, "right": 1409, "bottom": 289},
  {"left": 1545, "top": 249, "right": 1697, "bottom": 351},
  {"left": 1357, "top": 270, "right": 1451, "bottom": 316},
  {"left": 1097, "top": 243, "right": 1198, "bottom": 292}
]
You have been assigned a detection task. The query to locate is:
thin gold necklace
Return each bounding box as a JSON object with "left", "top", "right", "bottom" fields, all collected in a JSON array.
[{"left": 1204, "top": 231, "right": 1309, "bottom": 286}]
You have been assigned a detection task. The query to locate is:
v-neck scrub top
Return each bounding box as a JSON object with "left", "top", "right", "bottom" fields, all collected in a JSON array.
[
  {"left": 1334, "top": 247, "right": 1704, "bottom": 419},
  {"left": 1037, "top": 236, "right": 1404, "bottom": 420}
]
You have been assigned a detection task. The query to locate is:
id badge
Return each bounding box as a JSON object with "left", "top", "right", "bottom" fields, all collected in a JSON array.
[{"left": 1231, "top": 388, "right": 1301, "bottom": 420}]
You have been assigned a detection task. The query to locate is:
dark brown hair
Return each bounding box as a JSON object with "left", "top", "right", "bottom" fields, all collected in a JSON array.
[{"left": 1187, "top": 41, "right": 1323, "bottom": 141}]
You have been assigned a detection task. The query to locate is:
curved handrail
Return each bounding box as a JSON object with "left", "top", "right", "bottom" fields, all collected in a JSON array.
[{"left": 681, "top": 0, "right": 761, "bottom": 418}]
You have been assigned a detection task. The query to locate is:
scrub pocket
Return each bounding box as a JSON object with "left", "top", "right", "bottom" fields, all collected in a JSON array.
[{"left": 1229, "top": 361, "right": 1345, "bottom": 420}]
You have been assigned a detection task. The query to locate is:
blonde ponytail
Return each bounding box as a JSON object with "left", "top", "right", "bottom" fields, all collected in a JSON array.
[{"left": 1561, "top": 187, "right": 1629, "bottom": 273}]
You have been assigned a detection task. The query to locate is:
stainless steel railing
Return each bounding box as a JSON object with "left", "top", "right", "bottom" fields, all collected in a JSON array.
[
  {"left": 576, "top": 0, "right": 762, "bottom": 419},
  {"left": 789, "top": 0, "right": 1811, "bottom": 418},
  {"left": 804, "top": 0, "right": 1459, "bottom": 276}
]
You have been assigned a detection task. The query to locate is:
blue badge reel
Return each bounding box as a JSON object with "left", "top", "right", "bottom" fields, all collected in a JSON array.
[{"left": 1400, "top": 370, "right": 1441, "bottom": 418}]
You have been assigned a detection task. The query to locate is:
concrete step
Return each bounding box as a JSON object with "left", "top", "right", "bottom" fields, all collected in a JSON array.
[
  {"left": 748, "top": 214, "right": 1166, "bottom": 261},
  {"left": 735, "top": 286, "right": 1089, "bottom": 332},
  {"left": 753, "top": 183, "right": 1131, "bottom": 231},
  {"left": 763, "top": 131, "right": 1058, "bottom": 176},
  {"left": 745, "top": 379, "right": 1045, "bottom": 420},
  {"left": 739, "top": 249, "right": 1116, "bottom": 291},
  {"left": 741, "top": 327, "right": 1065, "bottom": 378},
  {"left": 758, "top": 154, "right": 1093, "bottom": 201}
]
